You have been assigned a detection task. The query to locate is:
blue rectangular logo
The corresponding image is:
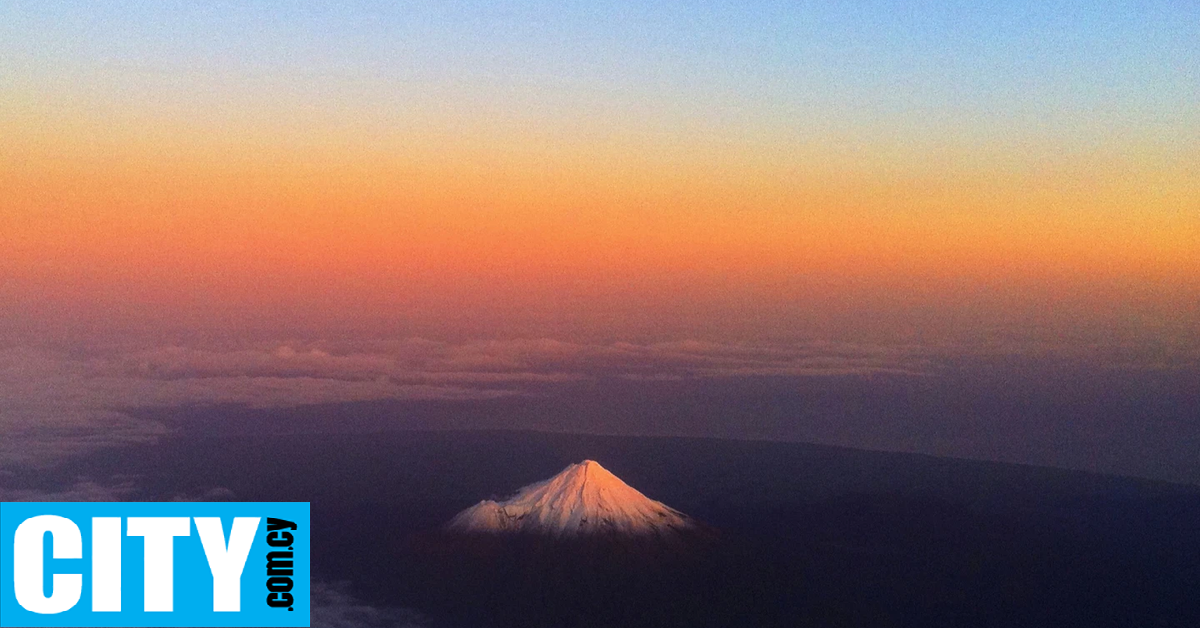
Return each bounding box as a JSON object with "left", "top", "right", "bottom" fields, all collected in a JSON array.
[{"left": 0, "top": 502, "right": 309, "bottom": 627}]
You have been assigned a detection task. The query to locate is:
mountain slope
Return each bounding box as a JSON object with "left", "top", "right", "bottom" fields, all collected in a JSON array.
[{"left": 446, "top": 460, "right": 699, "bottom": 538}]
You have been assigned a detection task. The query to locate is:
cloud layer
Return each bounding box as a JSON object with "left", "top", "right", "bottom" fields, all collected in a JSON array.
[
  {"left": 5, "top": 336, "right": 1193, "bottom": 471},
  {"left": 0, "top": 338, "right": 938, "bottom": 468}
]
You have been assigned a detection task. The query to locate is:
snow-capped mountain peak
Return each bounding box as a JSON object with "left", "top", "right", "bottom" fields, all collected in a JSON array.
[{"left": 446, "top": 460, "right": 698, "bottom": 538}]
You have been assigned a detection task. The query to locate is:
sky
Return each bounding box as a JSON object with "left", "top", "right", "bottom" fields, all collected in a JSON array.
[
  {"left": 2, "top": 0, "right": 1197, "bottom": 344},
  {"left": 0, "top": 2, "right": 1198, "bottom": 480}
]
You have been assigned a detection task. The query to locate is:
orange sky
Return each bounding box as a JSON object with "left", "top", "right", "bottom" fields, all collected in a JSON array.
[
  {"left": 3, "top": 115, "right": 1196, "bottom": 345},
  {"left": 2, "top": 3, "right": 1198, "bottom": 347}
]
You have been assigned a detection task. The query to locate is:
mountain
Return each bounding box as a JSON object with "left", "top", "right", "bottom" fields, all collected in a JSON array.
[
  {"left": 58, "top": 430, "right": 1200, "bottom": 627},
  {"left": 446, "top": 460, "right": 701, "bottom": 539}
]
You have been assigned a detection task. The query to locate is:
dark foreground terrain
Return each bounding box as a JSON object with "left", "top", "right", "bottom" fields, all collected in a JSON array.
[{"left": 11, "top": 428, "right": 1200, "bottom": 627}]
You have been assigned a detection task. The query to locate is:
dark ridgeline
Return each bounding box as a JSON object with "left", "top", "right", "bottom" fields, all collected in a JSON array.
[{"left": 31, "top": 428, "right": 1200, "bottom": 628}]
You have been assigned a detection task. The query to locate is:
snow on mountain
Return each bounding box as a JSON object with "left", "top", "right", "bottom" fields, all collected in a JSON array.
[{"left": 446, "top": 460, "right": 698, "bottom": 538}]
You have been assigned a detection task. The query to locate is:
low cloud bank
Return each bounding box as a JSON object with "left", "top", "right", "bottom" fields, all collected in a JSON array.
[
  {"left": 311, "top": 581, "right": 428, "bottom": 628},
  {"left": 0, "top": 338, "right": 937, "bottom": 468},
  {"left": 4, "top": 336, "right": 1187, "bottom": 470}
]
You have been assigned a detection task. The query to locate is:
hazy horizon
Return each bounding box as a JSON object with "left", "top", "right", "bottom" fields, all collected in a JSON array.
[{"left": 2, "top": 2, "right": 1198, "bottom": 488}]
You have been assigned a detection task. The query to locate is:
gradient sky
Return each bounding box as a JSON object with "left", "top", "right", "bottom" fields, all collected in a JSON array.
[{"left": 2, "top": 0, "right": 1198, "bottom": 346}]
